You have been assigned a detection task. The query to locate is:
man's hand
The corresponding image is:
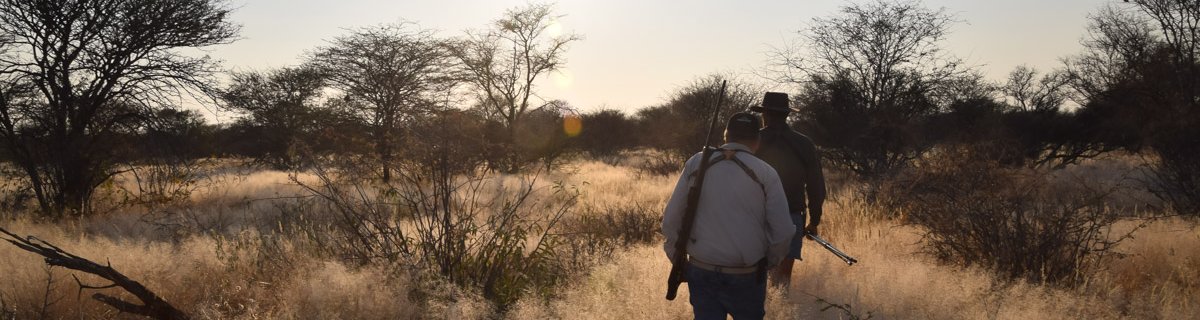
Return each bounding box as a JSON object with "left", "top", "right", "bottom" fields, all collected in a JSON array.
[{"left": 804, "top": 224, "right": 819, "bottom": 239}]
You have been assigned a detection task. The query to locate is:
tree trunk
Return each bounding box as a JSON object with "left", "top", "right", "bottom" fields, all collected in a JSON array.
[
  {"left": 504, "top": 116, "right": 521, "bottom": 173},
  {"left": 53, "top": 134, "right": 104, "bottom": 217},
  {"left": 377, "top": 125, "right": 395, "bottom": 183}
]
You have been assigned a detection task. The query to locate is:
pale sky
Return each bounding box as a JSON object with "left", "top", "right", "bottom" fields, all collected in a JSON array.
[{"left": 211, "top": 0, "right": 1120, "bottom": 115}]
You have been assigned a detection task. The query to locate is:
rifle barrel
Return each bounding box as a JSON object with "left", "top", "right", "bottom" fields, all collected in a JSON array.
[
  {"left": 806, "top": 233, "right": 858, "bottom": 265},
  {"left": 666, "top": 80, "right": 728, "bottom": 301}
]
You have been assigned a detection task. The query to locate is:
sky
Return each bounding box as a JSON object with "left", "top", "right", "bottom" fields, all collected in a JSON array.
[{"left": 210, "top": 0, "right": 1122, "bottom": 116}]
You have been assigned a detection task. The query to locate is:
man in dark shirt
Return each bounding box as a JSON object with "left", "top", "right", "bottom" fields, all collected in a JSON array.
[{"left": 750, "top": 92, "right": 827, "bottom": 289}]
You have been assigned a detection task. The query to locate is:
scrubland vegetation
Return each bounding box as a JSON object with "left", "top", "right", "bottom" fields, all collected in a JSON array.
[
  {"left": 0, "top": 157, "right": 1197, "bottom": 319},
  {"left": 2, "top": 0, "right": 1199, "bottom": 319}
]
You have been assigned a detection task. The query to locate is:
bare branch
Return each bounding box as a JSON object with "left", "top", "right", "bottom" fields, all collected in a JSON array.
[{"left": 0, "top": 227, "right": 190, "bottom": 320}]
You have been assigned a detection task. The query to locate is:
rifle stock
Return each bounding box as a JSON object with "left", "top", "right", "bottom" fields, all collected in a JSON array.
[{"left": 666, "top": 80, "right": 727, "bottom": 300}]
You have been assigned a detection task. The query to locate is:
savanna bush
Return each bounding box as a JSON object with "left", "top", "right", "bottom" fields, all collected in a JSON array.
[
  {"left": 558, "top": 202, "right": 661, "bottom": 271},
  {"left": 884, "top": 145, "right": 1132, "bottom": 286},
  {"left": 569, "top": 203, "right": 660, "bottom": 247},
  {"left": 292, "top": 142, "right": 580, "bottom": 311}
]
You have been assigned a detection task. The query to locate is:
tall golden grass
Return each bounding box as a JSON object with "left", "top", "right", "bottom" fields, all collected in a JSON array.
[{"left": 0, "top": 159, "right": 1196, "bottom": 319}]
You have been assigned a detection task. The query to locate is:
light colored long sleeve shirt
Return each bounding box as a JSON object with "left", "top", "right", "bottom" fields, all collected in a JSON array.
[{"left": 662, "top": 142, "right": 796, "bottom": 268}]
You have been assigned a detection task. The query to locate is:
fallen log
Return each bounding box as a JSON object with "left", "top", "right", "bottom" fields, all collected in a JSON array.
[{"left": 0, "top": 227, "right": 189, "bottom": 320}]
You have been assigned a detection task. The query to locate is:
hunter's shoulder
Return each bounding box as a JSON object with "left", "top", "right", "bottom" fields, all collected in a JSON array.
[
  {"left": 783, "top": 129, "right": 816, "bottom": 145},
  {"left": 762, "top": 128, "right": 816, "bottom": 147},
  {"left": 735, "top": 151, "right": 780, "bottom": 179},
  {"left": 752, "top": 157, "right": 781, "bottom": 175},
  {"left": 683, "top": 152, "right": 700, "bottom": 164}
]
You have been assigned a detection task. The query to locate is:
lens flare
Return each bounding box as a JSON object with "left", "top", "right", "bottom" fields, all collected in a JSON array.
[{"left": 563, "top": 114, "right": 583, "bottom": 137}]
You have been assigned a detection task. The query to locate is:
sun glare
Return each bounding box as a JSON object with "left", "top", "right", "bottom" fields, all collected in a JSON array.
[
  {"left": 551, "top": 68, "right": 574, "bottom": 89},
  {"left": 563, "top": 114, "right": 582, "bottom": 137},
  {"left": 545, "top": 18, "right": 563, "bottom": 38}
]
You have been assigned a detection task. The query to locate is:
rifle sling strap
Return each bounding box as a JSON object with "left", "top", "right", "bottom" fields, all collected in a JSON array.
[
  {"left": 686, "top": 149, "right": 771, "bottom": 279},
  {"left": 688, "top": 149, "right": 765, "bottom": 194}
]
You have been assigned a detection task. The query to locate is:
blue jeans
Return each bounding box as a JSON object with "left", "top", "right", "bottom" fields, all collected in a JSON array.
[{"left": 686, "top": 264, "right": 767, "bottom": 320}]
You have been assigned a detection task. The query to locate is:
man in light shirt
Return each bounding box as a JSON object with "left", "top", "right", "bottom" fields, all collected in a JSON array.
[{"left": 662, "top": 112, "right": 796, "bottom": 320}]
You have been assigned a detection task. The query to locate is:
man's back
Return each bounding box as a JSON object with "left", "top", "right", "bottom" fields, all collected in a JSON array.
[
  {"left": 661, "top": 143, "right": 795, "bottom": 268},
  {"left": 750, "top": 91, "right": 829, "bottom": 290},
  {"left": 756, "top": 125, "right": 826, "bottom": 220},
  {"left": 661, "top": 111, "right": 797, "bottom": 319}
]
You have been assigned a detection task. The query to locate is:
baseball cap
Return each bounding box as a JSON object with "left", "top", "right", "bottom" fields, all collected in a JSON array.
[{"left": 724, "top": 112, "right": 761, "bottom": 140}]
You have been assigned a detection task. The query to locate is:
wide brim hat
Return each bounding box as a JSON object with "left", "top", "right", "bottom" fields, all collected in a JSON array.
[{"left": 749, "top": 92, "right": 798, "bottom": 114}]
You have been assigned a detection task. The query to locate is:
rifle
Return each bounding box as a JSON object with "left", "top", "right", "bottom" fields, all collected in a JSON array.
[
  {"left": 665, "top": 80, "right": 727, "bottom": 301},
  {"left": 806, "top": 232, "right": 858, "bottom": 265}
]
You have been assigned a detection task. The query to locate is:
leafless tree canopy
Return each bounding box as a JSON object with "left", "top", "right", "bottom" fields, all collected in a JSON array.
[
  {"left": 1131, "top": 0, "right": 1200, "bottom": 62},
  {"left": 1064, "top": 5, "right": 1161, "bottom": 102},
  {"left": 0, "top": 0, "right": 237, "bottom": 216},
  {"left": 308, "top": 23, "right": 456, "bottom": 182},
  {"left": 0, "top": 0, "right": 237, "bottom": 109},
  {"left": 777, "top": 0, "right": 965, "bottom": 179},
  {"left": 449, "top": 2, "right": 580, "bottom": 170},
  {"left": 1058, "top": 1, "right": 1200, "bottom": 215},
  {"left": 777, "top": 0, "right": 963, "bottom": 106},
  {"left": 1001, "top": 66, "right": 1069, "bottom": 113}
]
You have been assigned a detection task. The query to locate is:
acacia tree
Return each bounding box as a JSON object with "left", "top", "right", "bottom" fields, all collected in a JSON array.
[
  {"left": 1001, "top": 66, "right": 1070, "bottom": 113},
  {"left": 308, "top": 23, "right": 455, "bottom": 182},
  {"left": 1065, "top": 1, "right": 1200, "bottom": 215},
  {"left": 0, "top": 0, "right": 237, "bottom": 216},
  {"left": 220, "top": 67, "right": 326, "bottom": 169},
  {"left": 1131, "top": 0, "right": 1199, "bottom": 62},
  {"left": 1063, "top": 5, "right": 1161, "bottom": 103},
  {"left": 449, "top": 3, "right": 580, "bottom": 171},
  {"left": 776, "top": 0, "right": 964, "bottom": 178},
  {"left": 989, "top": 66, "right": 1099, "bottom": 168},
  {"left": 635, "top": 74, "right": 759, "bottom": 162}
]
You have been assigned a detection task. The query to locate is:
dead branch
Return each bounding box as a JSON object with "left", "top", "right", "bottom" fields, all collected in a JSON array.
[{"left": 0, "top": 227, "right": 189, "bottom": 320}]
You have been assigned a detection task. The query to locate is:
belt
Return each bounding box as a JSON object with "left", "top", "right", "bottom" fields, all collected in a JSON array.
[{"left": 689, "top": 259, "right": 758, "bottom": 274}]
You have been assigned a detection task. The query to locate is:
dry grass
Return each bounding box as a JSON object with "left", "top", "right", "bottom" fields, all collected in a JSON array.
[
  {"left": 0, "top": 159, "right": 1196, "bottom": 319},
  {"left": 555, "top": 160, "right": 676, "bottom": 208},
  {"left": 510, "top": 193, "right": 1199, "bottom": 319},
  {"left": 0, "top": 220, "right": 494, "bottom": 319}
]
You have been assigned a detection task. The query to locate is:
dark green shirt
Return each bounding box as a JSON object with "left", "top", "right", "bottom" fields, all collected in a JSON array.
[{"left": 755, "top": 125, "right": 827, "bottom": 226}]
